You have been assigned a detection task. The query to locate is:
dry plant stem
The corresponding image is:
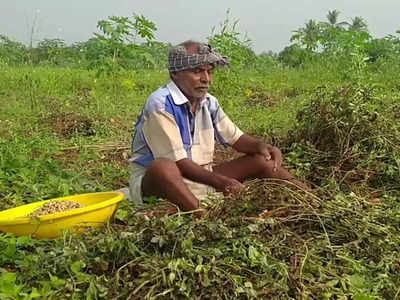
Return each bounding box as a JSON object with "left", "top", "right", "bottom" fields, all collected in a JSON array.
[
  {"left": 299, "top": 242, "right": 309, "bottom": 296},
  {"left": 115, "top": 258, "right": 140, "bottom": 286}
]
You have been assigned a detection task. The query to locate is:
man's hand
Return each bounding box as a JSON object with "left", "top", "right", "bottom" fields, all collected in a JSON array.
[
  {"left": 176, "top": 159, "right": 244, "bottom": 195},
  {"left": 214, "top": 175, "right": 244, "bottom": 195},
  {"left": 257, "top": 143, "right": 283, "bottom": 172}
]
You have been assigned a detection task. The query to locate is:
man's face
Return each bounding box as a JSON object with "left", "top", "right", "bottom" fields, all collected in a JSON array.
[{"left": 172, "top": 64, "right": 213, "bottom": 102}]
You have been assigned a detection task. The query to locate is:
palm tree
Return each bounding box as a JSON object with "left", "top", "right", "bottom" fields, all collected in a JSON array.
[
  {"left": 291, "top": 19, "right": 320, "bottom": 51},
  {"left": 348, "top": 16, "right": 368, "bottom": 32},
  {"left": 325, "top": 9, "right": 348, "bottom": 28}
]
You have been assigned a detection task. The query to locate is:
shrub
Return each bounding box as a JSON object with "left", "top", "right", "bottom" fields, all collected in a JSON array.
[
  {"left": 0, "top": 35, "right": 27, "bottom": 65},
  {"left": 208, "top": 10, "right": 258, "bottom": 70},
  {"left": 287, "top": 84, "right": 400, "bottom": 188}
]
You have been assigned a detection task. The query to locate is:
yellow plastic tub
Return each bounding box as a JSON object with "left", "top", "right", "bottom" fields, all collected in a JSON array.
[{"left": 0, "top": 192, "right": 124, "bottom": 239}]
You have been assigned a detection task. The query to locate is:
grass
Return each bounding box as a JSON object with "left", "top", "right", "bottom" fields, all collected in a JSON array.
[{"left": 0, "top": 59, "right": 400, "bottom": 299}]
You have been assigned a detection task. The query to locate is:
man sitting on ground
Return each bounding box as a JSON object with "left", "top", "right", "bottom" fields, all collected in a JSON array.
[{"left": 129, "top": 40, "right": 305, "bottom": 211}]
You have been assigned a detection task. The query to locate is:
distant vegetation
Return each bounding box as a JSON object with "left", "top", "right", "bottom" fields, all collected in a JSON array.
[
  {"left": 1, "top": 10, "right": 400, "bottom": 70},
  {"left": 1, "top": 10, "right": 400, "bottom": 299}
]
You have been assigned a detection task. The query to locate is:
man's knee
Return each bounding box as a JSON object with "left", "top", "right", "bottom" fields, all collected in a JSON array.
[
  {"left": 142, "top": 158, "right": 180, "bottom": 197},
  {"left": 250, "top": 153, "right": 279, "bottom": 176},
  {"left": 251, "top": 153, "right": 273, "bottom": 167},
  {"left": 146, "top": 158, "right": 181, "bottom": 181}
]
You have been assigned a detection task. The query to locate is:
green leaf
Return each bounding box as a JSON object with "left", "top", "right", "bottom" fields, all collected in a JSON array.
[
  {"left": 29, "top": 287, "right": 41, "bottom": 299},
  {"left": 50, "top": 275, "right": 66, "bottom": 288},
  {"left": 347, "top": 274, "right": 368, "bottom": 289},
  {"left": 0, "top": 272, "right": 22, "bottom": 297},
  {"left": 182, "top": 238, "right": 193, "bottom": 250},
  {"left": 4, "top": 238, "right": 16, "bottom": 259},
  {"left": 326, "top": 279, "right": 339, "bottom": 287},
  {"left": 16, "top": 235, "right": 34, "bottom": 246},
  {"left": 195, "top": 265, "right": 202, "bottom": 273},
  {"left": 353, "top": 294, "right": 376, "bottom": 300},
  {"left": 71, "top": 260, "right": 85, "bottom": 274},
  {"left": 248, "top": 246, "right": 260, "bottom": 264}
]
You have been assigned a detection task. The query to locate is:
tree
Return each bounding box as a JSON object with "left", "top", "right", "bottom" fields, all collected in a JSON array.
[
  {"left": 95, "top": 14, "right": 157, "bottom": 62},
  {"left": 208, "top": 9, "right": 256, "bottom": 68},
  {"left": 36, "top": 39, "right": 66, "bottom": 64},
  {"left": 278, "top": 44, "right": 310, "bottom": 67},
  {"left": 325, "top": 9, "right": 348, "bottom": 28},
  {"left": 290, "top": 19, "right": 321, "bottom": 51},
  {"left": 349, "top": 16, "right": 368, "bottom": 32},
  {"left": 0, "top": 35, "right": 27, "bottom": 64}
]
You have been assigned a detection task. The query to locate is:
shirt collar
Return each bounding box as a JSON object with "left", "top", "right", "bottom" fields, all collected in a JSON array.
[{"left": 167, "top": 81, "right": 209, "bottom": 106}]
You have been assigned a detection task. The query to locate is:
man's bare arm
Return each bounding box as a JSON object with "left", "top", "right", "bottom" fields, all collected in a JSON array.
[{"left": 232, "top": 134, "right": 283, "bottom": 170}]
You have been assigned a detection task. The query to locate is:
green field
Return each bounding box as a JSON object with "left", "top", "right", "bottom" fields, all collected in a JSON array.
[{"left": 1, "top": 12, "right": 400, "bottom": 299}]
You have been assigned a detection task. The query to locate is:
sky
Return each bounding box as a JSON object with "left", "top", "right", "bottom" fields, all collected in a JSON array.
[{"left": 1, "top": 0, "right": 399, "bottom": 53}]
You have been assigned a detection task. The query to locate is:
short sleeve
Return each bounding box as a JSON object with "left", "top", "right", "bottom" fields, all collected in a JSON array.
[
  {"left": 142, "top": 110, "right": 187, "bottom": 161},
  {"left": 215, "top": 114, "right": 243, "bottom": 146},
  {"left": 208, "top": 98, "right": 243, "bottom": 146}
]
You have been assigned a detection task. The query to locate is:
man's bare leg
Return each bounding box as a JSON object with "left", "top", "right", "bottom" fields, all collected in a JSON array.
[
  {"left": 141, "top": 158, "right": 199, "bottom": 211},
  {"left": 213, "top": 153, "right": 308, "bottom": 189}
]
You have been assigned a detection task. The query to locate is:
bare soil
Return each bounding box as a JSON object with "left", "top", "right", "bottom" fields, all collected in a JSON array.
[{"left": 50, "top": 113, "right": 95, "bottom": 138}]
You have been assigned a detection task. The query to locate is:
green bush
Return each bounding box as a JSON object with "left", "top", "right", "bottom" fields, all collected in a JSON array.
[
  {"left": 287, "top": 84, "right": 400, "bottom": 188},
  {"left": 0, "top": 35, "right": 28, "bottom": 65},
  {"left": 208, "top": 10, "right": 259, "bottom": 70}
]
